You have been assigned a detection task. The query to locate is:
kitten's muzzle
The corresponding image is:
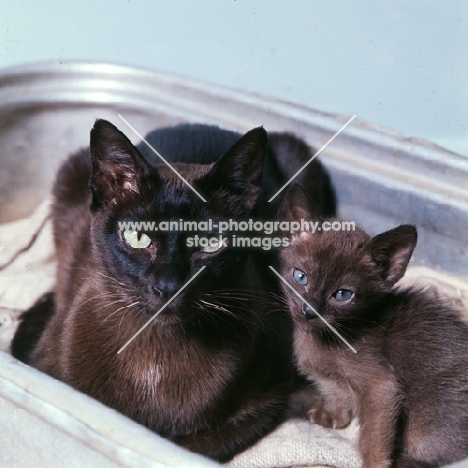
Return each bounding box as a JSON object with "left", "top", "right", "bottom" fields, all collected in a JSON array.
[{"left": 301, "top": 303, "right": 318, "bottom": 320}]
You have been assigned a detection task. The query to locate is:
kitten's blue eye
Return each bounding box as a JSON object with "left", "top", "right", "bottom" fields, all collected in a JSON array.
[
  {"left": 333, "top": 289, "right": 353, "bottom": 302},
  {"left": 292, "top": 268, "right": 308, "bottom": 286}
]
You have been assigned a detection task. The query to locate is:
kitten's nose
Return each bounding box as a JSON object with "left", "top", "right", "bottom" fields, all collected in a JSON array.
[{"left": 301, "top": 303, "right": 318, "bottom": 320}]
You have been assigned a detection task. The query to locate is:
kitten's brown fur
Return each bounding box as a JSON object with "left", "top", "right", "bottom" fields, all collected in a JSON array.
[{"left": 278, "top": 185, "right": 468, "bottom": 468}]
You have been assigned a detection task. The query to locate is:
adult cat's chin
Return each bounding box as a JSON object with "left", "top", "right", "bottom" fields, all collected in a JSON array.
[
  {"left": 151, "top": 313, "right": 184, "bottom": 326},
  {"left": 143, "top": 302, "right": 186, "bottom": 323}
]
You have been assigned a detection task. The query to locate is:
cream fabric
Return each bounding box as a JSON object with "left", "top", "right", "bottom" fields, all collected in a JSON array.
[{"left": 0, "top": 199, "right": 55, "bottom": 352}]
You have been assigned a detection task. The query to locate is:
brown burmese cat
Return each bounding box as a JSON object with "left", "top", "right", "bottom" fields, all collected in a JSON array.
[
  {"left": 13, "top": 121, "right": 310, "bottom": 462},
  {"left": 278, "top": 185, "right": 468, "bottom": 468}
]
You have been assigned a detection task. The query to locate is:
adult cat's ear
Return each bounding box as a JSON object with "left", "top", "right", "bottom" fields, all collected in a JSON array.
[
  {"left": 369, "top": 224, "right": 417, "bottom": 285},
  {"left": 89, "top": 119, "right": 154, "bottom": 209},
  {"left": 279, "top": 184, "right": 320, "bottom": 222},
  {"left": 200, "top": 127, "right": 268, "bottom": 213}
]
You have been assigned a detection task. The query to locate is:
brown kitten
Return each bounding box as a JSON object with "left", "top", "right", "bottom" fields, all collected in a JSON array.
[{"left": 278, "top": 185, "right": 468, "bottom": 468}]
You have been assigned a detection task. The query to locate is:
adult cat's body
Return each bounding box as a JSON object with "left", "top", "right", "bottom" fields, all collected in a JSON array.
[
  {"left": 278, "top": 186, "right": 468, "bottom": 468},
  {"left": 12, "top": 121, "right": 334, "bottom": 461}
]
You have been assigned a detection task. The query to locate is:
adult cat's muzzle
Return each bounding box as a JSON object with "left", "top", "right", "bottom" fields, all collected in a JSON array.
[{"left": 153, "top": 275, "right": 185, "bottom": 302}]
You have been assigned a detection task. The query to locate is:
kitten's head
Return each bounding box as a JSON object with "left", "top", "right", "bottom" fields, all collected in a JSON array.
[
  {"left": 278, "top": 185, "right": 417, "bottom": 336},
  {"left": 88, "top": 119, "right": 268, "bottom": 322}
]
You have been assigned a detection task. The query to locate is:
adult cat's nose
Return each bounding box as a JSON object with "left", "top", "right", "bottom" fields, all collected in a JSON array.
[
  {"left": 301, "top": 303, "right": 318, "bottom": 320},
  {"left": 153, "top": 272, "right": 183, "bottom": 302}
]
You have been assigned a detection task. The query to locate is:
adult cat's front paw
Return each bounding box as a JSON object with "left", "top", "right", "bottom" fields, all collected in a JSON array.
[{"left": 307, "top": 395, "right": 353, "bottom": 429}]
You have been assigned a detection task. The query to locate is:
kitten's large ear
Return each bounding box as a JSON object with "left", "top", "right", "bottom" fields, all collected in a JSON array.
[
  {"left": 369, "top": 224, "right": 417, "bottom": 285},
  {"left": 200, "top": 127, "right": 268, "bottom": 213},
  {"left": 89, "top": 119, "right": 154, "bottom": 209},
  {"left": 279, "top": 184, "right": 320, "bottom": 222}
]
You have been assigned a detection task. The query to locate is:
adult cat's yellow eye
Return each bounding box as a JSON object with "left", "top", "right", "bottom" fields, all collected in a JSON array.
[
  {"left": 122, "top": 230, "right": 152, "bottom": 249},
  {"left": 293, "top": 268, "right": 308, "bottom": 286},
  {"left": 201, "top": 236, "right": 225, "bottom": 253}
]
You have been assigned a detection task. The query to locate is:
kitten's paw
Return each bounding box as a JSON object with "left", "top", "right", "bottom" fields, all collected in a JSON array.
[{"left": 307, "top": 397, "right": 353, "bottom": 429}]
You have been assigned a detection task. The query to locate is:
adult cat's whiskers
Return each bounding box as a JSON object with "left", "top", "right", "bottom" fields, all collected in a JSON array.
[
  {"left": 101, "top": 300, "right": 140, "bottom": 324},
  {"left": 199, "top": 291, "right": 272, "bottom": 333},
  {"left": 193, "top": 301, "right": 225, "bottom": 337},
  {"left": 199, "top": 300, "right": 230, "bottom": 313},
  {"left": 264, "top": 290, "right": 290, "bottom": 313},
  {"left": 46, "top": 291, "right": 123, "bottom": 336},
  {"left": 66, "top": 266, "right": 130, "bottom": 289},
  {"left": 95, "top": 271, "right": 128, "bottom": 287},
  {"left": 211, "top": 289, "right": 274, "bottom": 300},
  {"left": 211, "top": 289, "right": 289, "bottom": 317},
  {"left": 75, "top": 291, "right": 121, "bottom": 311},
  {"left": 195, "top": 300, "right": 236, "bottom": 321},
  {"left": 194, "top": 299, "right": 248, "bottom": 344},
  {"left": 74, "top": 295, "right": 124, "bottom": 318},
  {"left": 117, "top": 303, "right": 144, "bottom": 337}
]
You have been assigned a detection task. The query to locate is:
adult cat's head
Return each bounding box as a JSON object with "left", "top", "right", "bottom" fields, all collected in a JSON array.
[
  {"left": 88, "top": 119, "right": 268, "bottom": 322},
  {"left": 278, "top": 185, "right": 417, "bottom": 336}
]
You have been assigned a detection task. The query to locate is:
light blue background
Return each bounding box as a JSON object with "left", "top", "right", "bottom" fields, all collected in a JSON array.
[{"left": 1, "top": 1, "right": 467, "bottom": 155}]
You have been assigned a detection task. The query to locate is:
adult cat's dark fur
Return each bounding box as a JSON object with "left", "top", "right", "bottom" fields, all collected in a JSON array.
[
  {"left": 278, "top": 185, "right": 468, "bottom": 468},
  {"left": 12, "top": 121, "right": 334, "bottom": 461},
  {"left": 137, "top": 124, "right": 336, "bottom": 219}
]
